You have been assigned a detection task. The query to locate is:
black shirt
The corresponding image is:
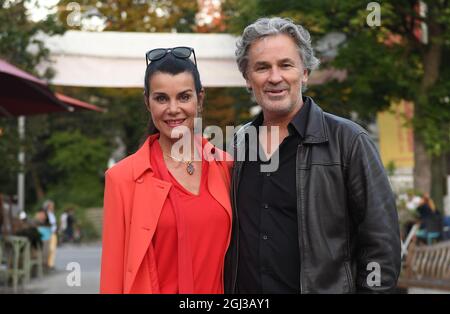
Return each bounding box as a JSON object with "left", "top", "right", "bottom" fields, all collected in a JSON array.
[{"left": 236, "top": 98, "right": 311, "bottom": 294}]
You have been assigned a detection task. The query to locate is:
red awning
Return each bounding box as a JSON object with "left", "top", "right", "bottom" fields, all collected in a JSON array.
[
  {"left": 55, "top": 93, "right": 106, "bottom": 113},
  {"left": 0, "top": 59, "right": 105, "bottom": 117}
]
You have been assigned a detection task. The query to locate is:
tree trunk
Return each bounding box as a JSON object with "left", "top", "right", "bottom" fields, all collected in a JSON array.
[
  {"left": 413, "top": 19, "right": 443, "bottom": 205},
  {"left": 431, "top": 154, "right": 447, "bottom": 212},
  {"left": 30, "top": 162, "right": 45, "bottom": 202},
  {"left": 413, "top": 134, "right": 431, "bottom": 194}
]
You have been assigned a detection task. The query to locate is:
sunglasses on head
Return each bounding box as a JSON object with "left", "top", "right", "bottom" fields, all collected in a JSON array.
[{"left": 145, "top": 46, "right": 197, "bottom": 67}]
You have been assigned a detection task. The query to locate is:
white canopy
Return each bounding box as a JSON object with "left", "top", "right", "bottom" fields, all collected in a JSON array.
[
  {"left": 39, "top": 30, "right": 342, "bottom": 88},
  {"left": 39, "top": 30, "right": 246, "bottom": 88}
]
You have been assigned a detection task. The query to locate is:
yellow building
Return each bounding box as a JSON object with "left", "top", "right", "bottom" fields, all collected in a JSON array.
[{"left": 377, "top": 100, "right": 415, "bottom": 169}]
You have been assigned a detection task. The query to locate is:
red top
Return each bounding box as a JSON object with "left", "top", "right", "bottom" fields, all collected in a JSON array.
[{"left": 150, "top": 140, "right": 230, "bottom": 294}]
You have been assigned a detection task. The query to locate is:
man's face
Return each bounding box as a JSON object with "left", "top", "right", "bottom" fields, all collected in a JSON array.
[{"left": 246, "top": 34, "right": 308, "bottom": 118}]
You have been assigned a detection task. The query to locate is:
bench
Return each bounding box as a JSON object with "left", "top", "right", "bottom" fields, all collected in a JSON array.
[
  {"left": 0, "top": 235, "right": 44, "bottom": 292},
  {"left": 397, "top": 239, "right": 450, "bottom": 291},
  {"left": 0, "top": 236, "right": 29, "bottom": 292}
]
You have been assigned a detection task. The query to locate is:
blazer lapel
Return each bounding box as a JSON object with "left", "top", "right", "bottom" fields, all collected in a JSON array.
[
  {"left": 125, "top": 175, "right": 170, "bottom": 293},
  {"left": 124, "top": 135, "right": 172, "bottom": 293}
]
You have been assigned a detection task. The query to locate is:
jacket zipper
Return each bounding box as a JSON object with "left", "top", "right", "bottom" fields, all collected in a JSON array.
[
  {"left": 232, "top": 160, "right": 243, "bottom": 293},
  {"left": 344, "top": 261, "right": 355, "bottom": 293},
  {"left": 297, "top": 143, "right": 305, "bottom": 294}
]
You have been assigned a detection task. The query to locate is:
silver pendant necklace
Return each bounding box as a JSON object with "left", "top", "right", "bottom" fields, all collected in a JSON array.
[{"left": 164, "top": 153, "right": 195, "bottom": 175}]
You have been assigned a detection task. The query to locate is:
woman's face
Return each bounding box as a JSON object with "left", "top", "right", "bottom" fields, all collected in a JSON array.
[{"left": 146, "top": 71, "right": 203, "bottom": 142}]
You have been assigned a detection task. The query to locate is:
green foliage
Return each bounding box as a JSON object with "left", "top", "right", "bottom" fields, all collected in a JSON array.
[
  {"left": 204, "top": 87, "right": 251, "bottom": 126},
  {"left": 53, "top": 86, "right": 148, "bottom": 154},
  {"left": 386, "top": 160, "right": 397, "bottom": 177},
  {"left": 223, "top": 0, "right": 361, "bottom": 35},
  {"left": 58, "top": 0, "right": 198, "bottom": 32},
  {"left": 46, "top": 130, "right": 108, "bottom": 173},
  {"left": 44, "top": 130, "right": 109, "bottom": 208},
  {"left": 0, "top": 120, "right": 20, "bottom": 194},
  {"left": 0, "top": 0, "right": 66, "bottom": 201},
  {"left": 76, "top": 209, "right": 100, "bottom": 242},
  {"left": 0, "top": 0, "right": 66, "bottom": 76}
]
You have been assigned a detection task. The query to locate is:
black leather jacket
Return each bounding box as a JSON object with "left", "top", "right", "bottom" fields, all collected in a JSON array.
[{"left": 224, "top": 97, "right": 401, "bottom": 293}]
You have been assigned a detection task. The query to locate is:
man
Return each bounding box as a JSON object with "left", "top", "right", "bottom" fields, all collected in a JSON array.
[
  {"left": 65, "top": 207, "right": 76, "bottom": 242},
  {"left": 59, "top": 209, "right": 68, "bottom": 243},
  {"left": 224, "top": 17, "right": 401, "bottom": 293}
]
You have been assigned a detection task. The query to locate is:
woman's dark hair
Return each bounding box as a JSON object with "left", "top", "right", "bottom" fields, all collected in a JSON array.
[
  {"left": 38, "top": 208, "right": 50, "bottom": 226},
  {"left": 143, "top": 54, "right": 203, "bottom": 135}
]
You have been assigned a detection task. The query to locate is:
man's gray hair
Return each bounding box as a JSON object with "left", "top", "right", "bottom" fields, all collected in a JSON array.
[
  {"left": 42, "top": 199, "right": 54, "bottom": 211},
  {"left": 236, "top": 17, "right": 320, "bottom": 78}
]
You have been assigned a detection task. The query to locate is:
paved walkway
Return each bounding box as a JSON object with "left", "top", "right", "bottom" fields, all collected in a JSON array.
[
  {"left": 2, "top": 242, "right": 449, "bottom": 294},
  {"left": 1, "top": 242, "right": 101, "bottom": 294}
]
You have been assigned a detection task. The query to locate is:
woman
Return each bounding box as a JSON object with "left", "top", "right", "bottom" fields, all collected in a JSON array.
[
  {"left": 43, "top": 200, "right": 58, "bottom": 270},
  {"left": 416, "top": 193, "right": 442, "bottom": 244},
  {"left": 417, "top": 193, "right": 436, "bottom": 223},
  {"left": 35, "top": 208, "right": 52, "bottom": 269},
  {"left": 100, "top": 47, "right": 232, "bottom": 294}
]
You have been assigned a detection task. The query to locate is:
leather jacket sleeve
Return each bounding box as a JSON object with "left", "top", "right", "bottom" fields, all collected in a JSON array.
[{"left": 346, "top": 132, "right": 401, "bottom": 293}]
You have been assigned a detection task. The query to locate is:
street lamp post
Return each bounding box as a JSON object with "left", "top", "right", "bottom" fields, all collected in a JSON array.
[{"left": 18, "top": 115, "right": 25, "bottom": 213}]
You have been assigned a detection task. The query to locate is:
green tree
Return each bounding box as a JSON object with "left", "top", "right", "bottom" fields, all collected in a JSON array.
[
  {"left": 0, "top": 122, "right": 19, "bottom": 195},
  {"left": 57, "top": 0, "right": 198, "bottom": 32},
  {"left": 0, "top": 0, "right": 65, "bottom": 77},
  {"left": 223, "top": 0, "right": 450, "bottom": 209},
  {"left": 45, "top": 130, "right": 109, "bottom": 207},
  {"left": 0, "top": 0, "right": 66, "bottom": 201}
]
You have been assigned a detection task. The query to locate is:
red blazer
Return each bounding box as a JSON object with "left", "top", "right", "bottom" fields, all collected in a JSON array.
[{"left": 100, "top": 136, "right": 233, "bottom": 294}]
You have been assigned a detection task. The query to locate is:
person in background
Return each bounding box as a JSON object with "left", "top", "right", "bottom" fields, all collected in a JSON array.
[
  {"left": 417, "top": 194, "right": 437, "bottom": 223},
  {"left": 416, "top": 193, "right": 443, "bottom": 244},
  {"left": 35, "top": 208, "right": 52, "bottom": 271},
  {"left": 65, "top": 207, "right": 76, "bottom": 243},
  {"left": 43, "top": 200, "right": 58, "bottom": 270},
  {"left": 406, "top": 191, "right": 422, "bottom": 212},
  {"left": 15, "top": 211, "right": 43, "bottom": 251},
  {"left": 399, "top": 191, "right": 423, "bottom": 241},
  {"left": 59, "top": 209, "right": 68, "bottom": 244}
]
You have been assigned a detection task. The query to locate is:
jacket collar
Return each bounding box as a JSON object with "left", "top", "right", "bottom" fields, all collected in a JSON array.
[
  {"left": 250, "top": 96, "right": 328, "bottom": 145},
  {"left": 131, "top": 135, "right": 154, "bottom": 181},
  {"left": 302, "top": 96, "right": 329, "bottom": 144}
]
